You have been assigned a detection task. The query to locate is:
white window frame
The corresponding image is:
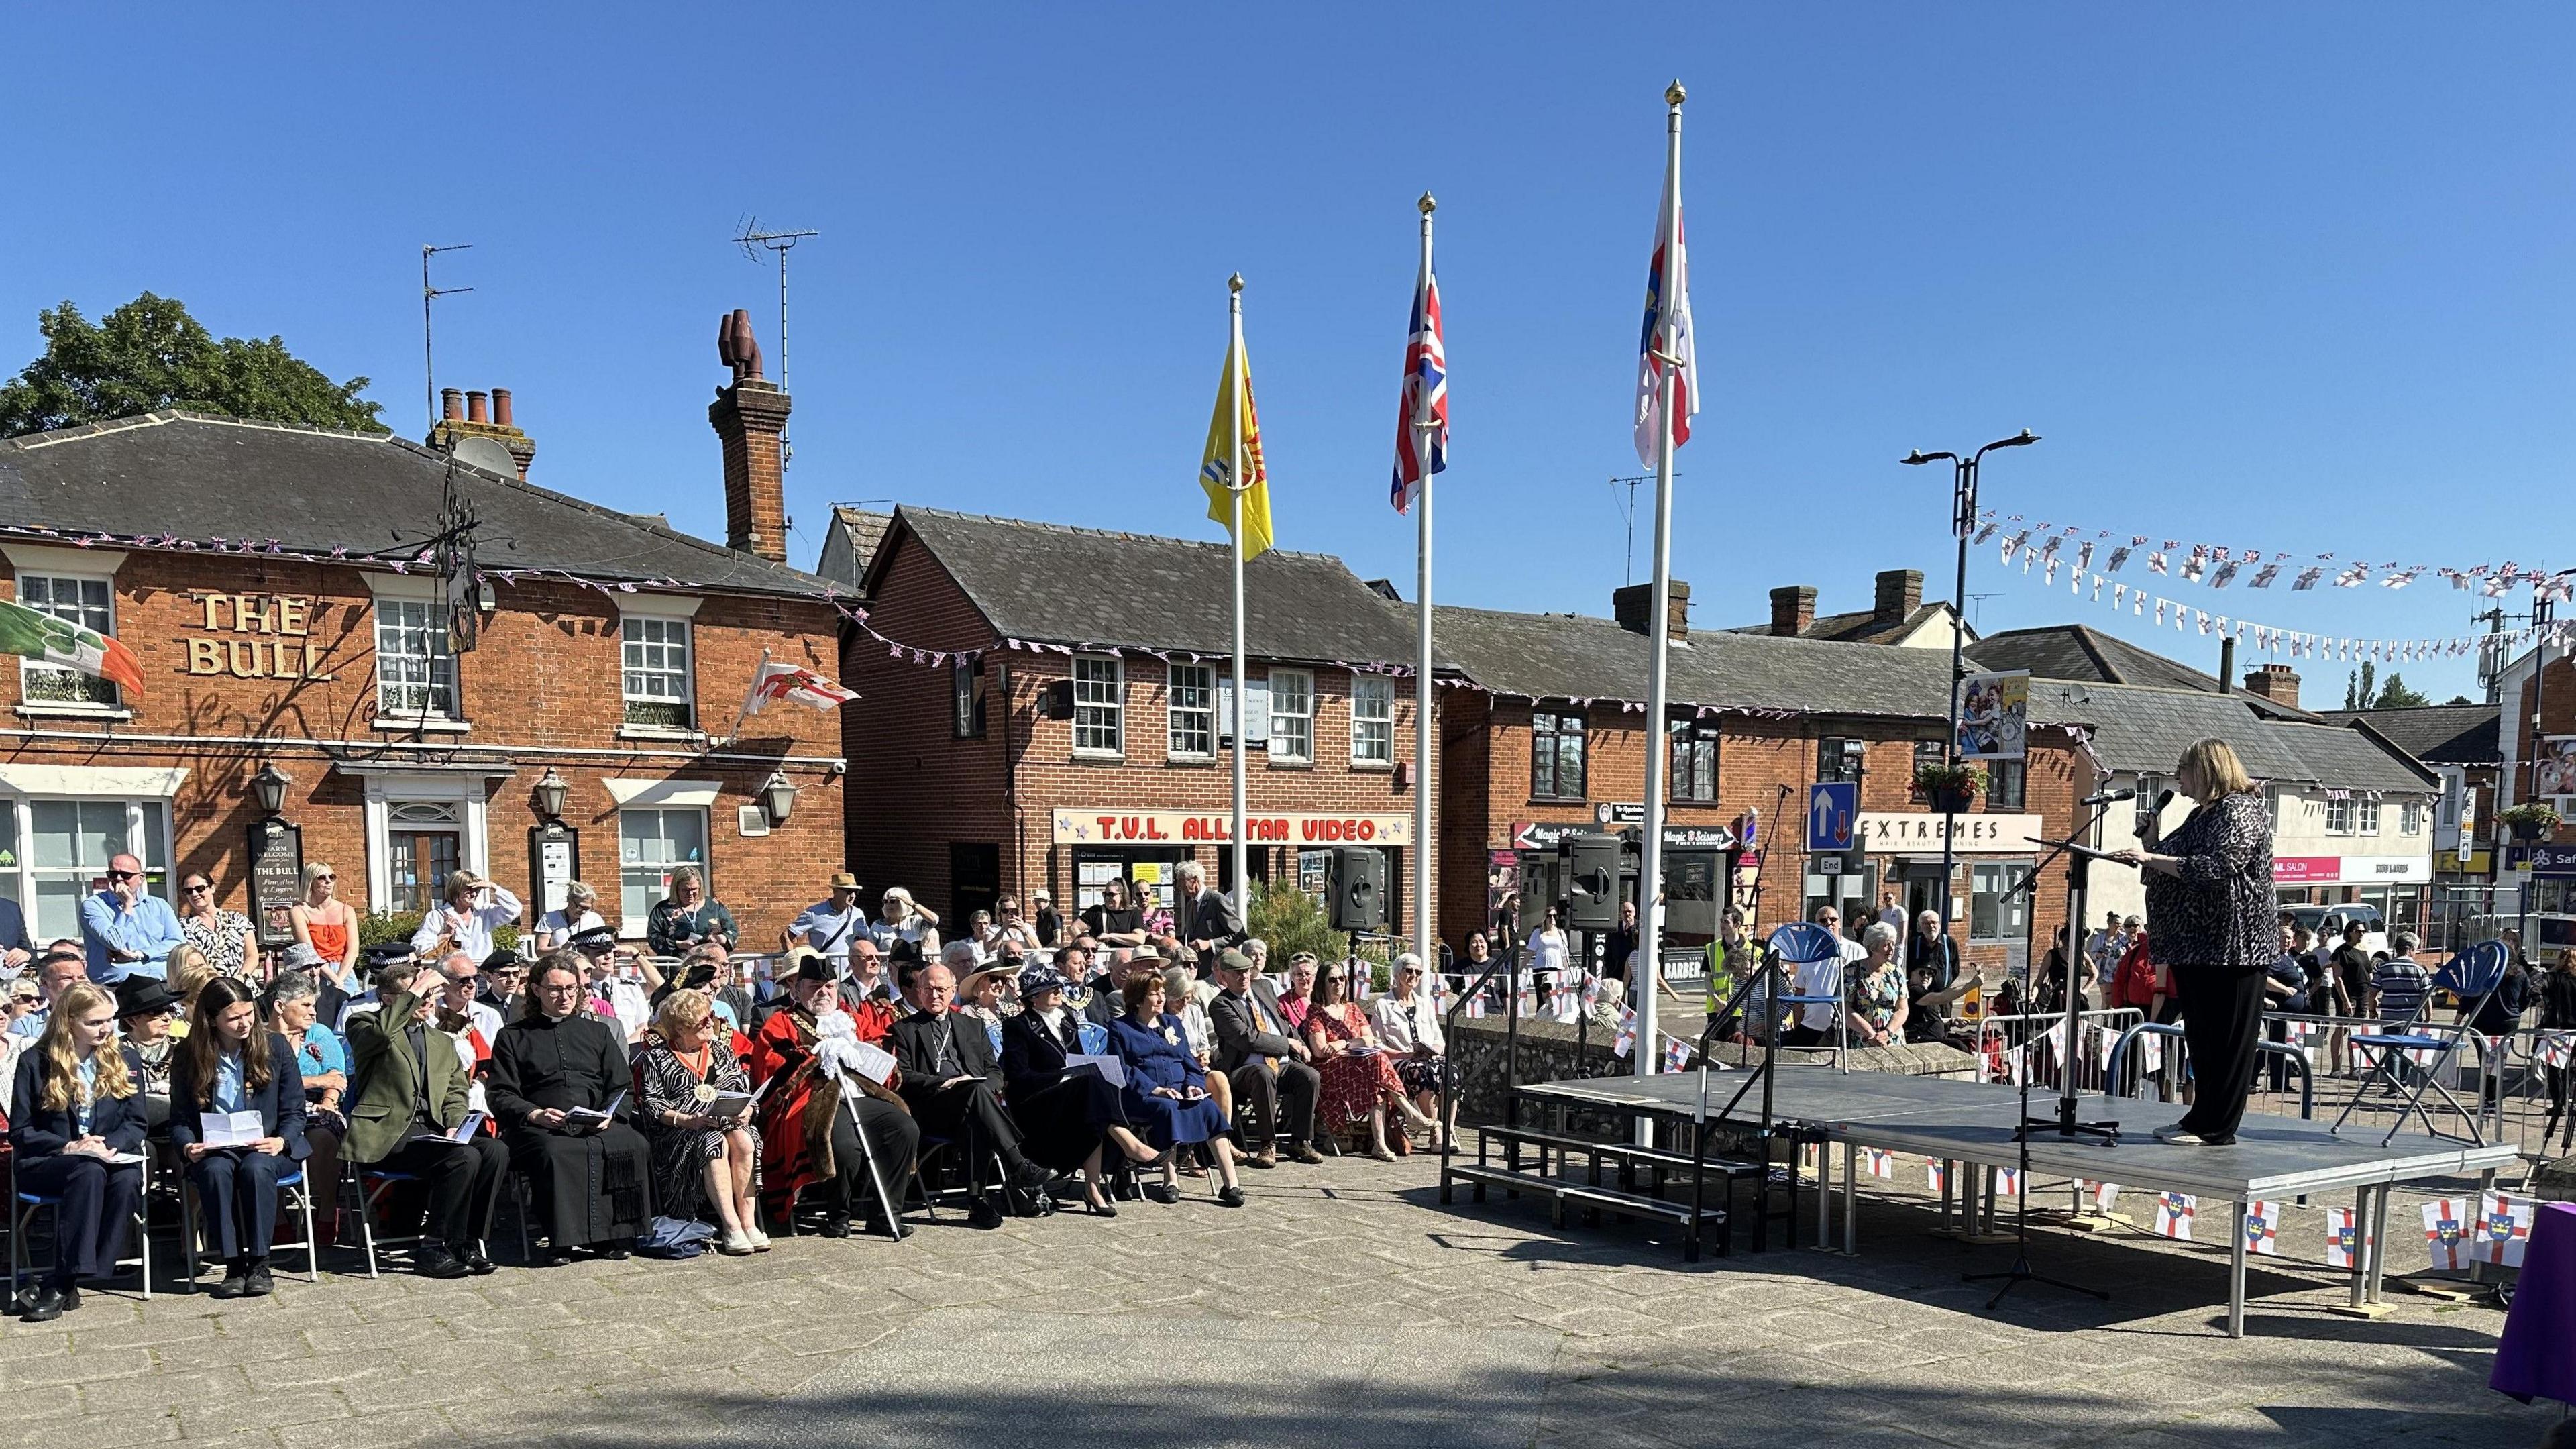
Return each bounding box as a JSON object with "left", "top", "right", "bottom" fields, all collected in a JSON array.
[
  {"left": 619, "top": 616, "right": 695, "bottom": 728},
  {"left": 366, "top": 576, "right": 461, "bottom": 723},
  {"left": 617, "top": 806, "right": 710, "bottom": 936},
  {"left": 2400, "top": 800, "right": 2425, "bottom": 837},
  {"left": 1269, "top": 669, "right": 1313, "bottom": 765},
  {"left": 1167, "top": 663, "right": 1216, "bottom": 761},
  {"left": 0, "top": 790, "right": 176, "bottom": 943},
  {"left": 2324, "top": 797, "right": 2355, "bottom": 834},
  {"left": 1072, "top": 655, "right": 1124, "bottom": 758},
  {"left": 1350, "top": 676, "right": 1394, "bottom": 767},
  {"left": 13, "top": 570, "right": 123, "bottom": 712},
  {"left": 2357, "top": 797, "right": 2381, "bottom": 835}
]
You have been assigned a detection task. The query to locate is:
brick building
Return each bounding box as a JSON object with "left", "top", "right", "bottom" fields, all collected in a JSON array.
[
  {"left": 839, "top": 508, "right": 1427, "bottom": 933},
  {"left": 0, "top": 350, "right": 845, "bottom": 951},
  {"left": 1433, "top": 583, "right": 2088, "bottom": 980}
]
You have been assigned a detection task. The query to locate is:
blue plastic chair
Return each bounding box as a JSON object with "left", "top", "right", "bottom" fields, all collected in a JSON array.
[
  {"left": 8, "top": 1146, "right": 152, "bottom": 1310},
  {"left": 1764, "top": 922, "right": 1853, "bottom": 1073},
  {"left": 180, "top": 1161, "right": 321, "bottom": 1289},
  {"left": 2332, "top": 939, "right": 2508, "bottom": 1146}
]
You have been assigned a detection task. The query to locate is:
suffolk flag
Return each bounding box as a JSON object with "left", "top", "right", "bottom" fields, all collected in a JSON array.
[
  {"left": 1200, "top": 305, "right": 1273, "bottom": 561},
  {"left": 1391, "top": 262, "right": 1448, "bottom": 512},
  {"left": 0, "top": 597, "right": 144, "bottom": 696},
  {"left": 1631, "top": 131, "right": 1696, "bottom": 467}
]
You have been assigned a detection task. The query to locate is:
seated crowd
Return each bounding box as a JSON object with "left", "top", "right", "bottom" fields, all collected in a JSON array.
[{"left": 0, "top": 867, "right": 1456, "bottom": 1321}]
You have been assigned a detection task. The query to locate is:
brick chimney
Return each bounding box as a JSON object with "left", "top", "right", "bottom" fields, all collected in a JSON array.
[
  {"left": 425, "top": 384, "right": 537, "bottom": 478},
  {"left": 1769, "top": 585, "right": 1817, "bottom": 637},
  {"left": 2243, "top": 663, "right": 2300, "bottom": 710},
  {"left": 1873, "top": 568, "right": 1923, "bottom": 623},
  {"left": 1613, "top": 581, "right": 1690, "bottom": 640},
  {"left": 710, "top": 309, "right": 790, "bottom": 564}
]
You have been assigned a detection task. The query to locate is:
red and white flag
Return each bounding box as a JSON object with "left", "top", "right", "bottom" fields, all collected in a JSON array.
[
  {"left": 1631, "top": 93, "right": 1696, "bottom": 467},
  {"left": 743, "top": 659, "right": 858, "bottom": 716},
  {"left": 2423, "top": 1198, "right": 2471, "bottom": 1271},
  {"left": 2084, "top": 1180, "right": 2120, "bottom": 1214},
  {"left": 2477, "top": 1191, "right": 2534, "bottom": 1268},
  {"left": 2155, "top": 1192, "right": 2196, "bottom": 1241},
  {"left": 1864, "top": 1148, "right": 1895, "bottom": 1181},
  {"left": 1925, "top": 1159, "right": 1947, "bottom": 1193},
  {"left": 2244, "top": 1200, "right": 2281, "bottom": 1257},
  {"left": 2326, "top": 1207, "right": 2363, "bottom": 1269}
]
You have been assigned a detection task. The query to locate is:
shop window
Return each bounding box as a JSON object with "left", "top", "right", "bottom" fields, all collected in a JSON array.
[
  {"left": 1532, "top": 708, "right": 1586, "bottom": 800},
  {"left": 952, "top": 656, "right": 986, "bottom": 739},
  {"left": 376, "top": 598, "right": 458, "bottom": 718},
  {"left": 2324, "top": 797, "right": 2355, "bottom": 834},
  {"left": 1269, "top": 669, "right": 1313, "bottom": 763},
  {"left": 19, "top": 798, "right": 170, "bottom": 941},
  {"left": 16, "top": 573, "right": 119, "bottom": 708},
  {"left": 1986, "top": 759, "right": 2026, "bottom": 812},
  {"left": 1969, "top": 861, "right": 2029, "bottom": 945},
  {"left": 1350, "top": 677, "right": 1394, "bottom": 765},
  {"left": 1168, "top": 663, "right": 1215, "bottom": 760},
  {"left": 1073, "top": 655, "right": 1123, "bottom": 757},
  {"left": 619, "top": 808, "right": 708, "bottom": 934},
  {"left": 1670, "top": 716, "right": 1718, "bottom": 802},
  {"left": 621, "top": 616, "right": 694, "bottom": 729}
]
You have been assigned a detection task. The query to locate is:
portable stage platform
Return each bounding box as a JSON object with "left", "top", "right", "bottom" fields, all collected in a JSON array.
[{"left": 1448, "top": 1064, "right": 2517, "bottom": 1337}]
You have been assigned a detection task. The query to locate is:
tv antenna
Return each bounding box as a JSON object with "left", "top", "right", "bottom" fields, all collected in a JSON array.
[
  {"left": 1609, "top": 472, "right": 1650, "bottom": 583},
  {"left": 734, "top": 217, "right": 820, "bottom": 468},
  {"left": 1966, "top": 592, "right": 2001, "bottom": 630},
  {"left": 421, "top": 244, "right": 474, "bottom": 432}
]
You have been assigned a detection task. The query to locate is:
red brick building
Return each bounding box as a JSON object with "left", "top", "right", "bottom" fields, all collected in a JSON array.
[
  {"left": 0, "top": 348, "right": 845, "bottom": 951},
  {"left": 839, "top": 509, "right": 1426, "bottom": 934},
  {"left": 1433, "top": 584, "right": 2088, "bottom": 979}
]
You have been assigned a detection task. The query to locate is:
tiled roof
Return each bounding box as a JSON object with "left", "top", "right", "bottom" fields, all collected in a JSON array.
[
  {"left": 1431, "top": 606, "right": 1962, "bottom": 719},
  {"left": 1722, "top": 602, "right": 1953, "bottom": 644},
  {"left": 2025, "top": 679, "right": 2434, "bottom": 792},
  {"left": 0, "top": 412, "right": 830, "bottom": 599},
  {"left": 1968, "top": 624, "right": 2322, "bottom": 722},
  {"left": 2317, "top": 703, "right": 2500, "bottom": 765}
]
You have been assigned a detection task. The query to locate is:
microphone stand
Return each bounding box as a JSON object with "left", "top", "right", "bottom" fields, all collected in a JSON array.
[{"left": 1963, "top": 792, "right": 2125, "bottom": 1310}]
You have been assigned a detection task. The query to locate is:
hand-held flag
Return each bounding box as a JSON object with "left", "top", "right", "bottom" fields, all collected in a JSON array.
[
  {"left": 0, "top": 597, "right": 145, "bottom": 696},
  {"left": 1199, "top": 292, "right": 1273, "bottom": 561}
]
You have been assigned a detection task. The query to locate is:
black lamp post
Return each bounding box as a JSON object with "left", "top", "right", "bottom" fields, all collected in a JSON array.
[
  {"left": 1900, "top": 429, "right": 2039, "bottom": 977},
  {"left": 532, "top": 766, "right": 570, "bottom": 822},
  {"left": 758, "top": 769, "right": 799, "bottom": 828},
  {"left": 250, "top": 761, "right": 292, "bottom": 818}
]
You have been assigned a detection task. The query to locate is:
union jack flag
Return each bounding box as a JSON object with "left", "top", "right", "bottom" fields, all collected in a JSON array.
[{"left": 1391, "top": 259, "right": 1448, "bottom": 513}]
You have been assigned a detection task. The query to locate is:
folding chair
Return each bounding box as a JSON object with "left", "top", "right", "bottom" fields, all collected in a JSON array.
[
  {"left": 9, "top": 1143, "right": 152, "bottom": 1309},
  {"left": 1764, "top": 922, "right": 1852, "bottom": 1073},
  {"left": 350, "top": 1166, "right": 423, "bottom": 1279},
  {"left": 2333, "top": 939, "right": 2508, "bottom": 1147},
  {"left": 180, "top": 1160, "right": 321, "bottom": 1289}
]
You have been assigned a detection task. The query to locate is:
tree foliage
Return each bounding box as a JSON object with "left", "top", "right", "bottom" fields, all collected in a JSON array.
[
  {"left": 2340, "top": 663, "right": 2434, "bottom": 710},
  {"left": 0, "top": 292, "right": 385, "bottom": 438},
  {"left": 2373, "top": 673, "right": 2432, "bottom": 709}
]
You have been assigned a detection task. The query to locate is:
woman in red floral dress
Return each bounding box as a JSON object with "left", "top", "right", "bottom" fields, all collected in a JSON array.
[{"left": 1303, "top": 966, "right": 1438, "bottom": 1160}]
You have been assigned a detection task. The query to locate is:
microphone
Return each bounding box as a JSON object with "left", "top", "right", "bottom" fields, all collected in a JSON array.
[
  {"left": 2140, "top": 788, "right": 2176, "bottom": 846},
  {"left": 2080, "top": 788, "right": 2137, "bottom": 806}
]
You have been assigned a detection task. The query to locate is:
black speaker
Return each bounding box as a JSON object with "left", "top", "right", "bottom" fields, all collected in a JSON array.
[
  {"left": 1037, "top": 679, "right": 1075, "bottom": 720},
  {"left": 1327, "top": 847, "right": 1387, "bottom": 931},
  {"left": 1564, "top": 833, "right": 1623, "bottom": 928}
]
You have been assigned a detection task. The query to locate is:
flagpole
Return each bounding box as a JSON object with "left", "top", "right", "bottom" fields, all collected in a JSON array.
[
  {"left": 1635, "top": 80, "right": 1686, "bottom": 1089},
  {"left": 1228, "top": 274, "right": 1250, "bottom": 925},
  {"left": 1412, "top": 194, "right": 1438, "bottom": 985}
]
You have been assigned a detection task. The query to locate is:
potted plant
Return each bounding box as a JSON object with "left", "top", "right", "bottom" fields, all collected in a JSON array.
[
  {"left": 1915, "top": 761, "right": 1986, "bottom": 814},
  {"left": 2500, "top": 802, "right": 2561, "bottom": 843}
]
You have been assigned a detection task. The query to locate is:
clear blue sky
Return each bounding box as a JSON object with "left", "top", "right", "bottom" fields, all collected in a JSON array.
[{"left": 7, "top": 5, "right": 2566, "bottom": 705}]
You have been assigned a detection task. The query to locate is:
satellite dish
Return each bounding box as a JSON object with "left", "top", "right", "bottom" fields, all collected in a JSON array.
[{"left": 451, "top": 435, "right": 518, "bottom": 478}]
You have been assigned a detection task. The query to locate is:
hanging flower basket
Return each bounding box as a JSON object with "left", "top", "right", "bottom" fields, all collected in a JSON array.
[
  {"left": 1916, "top": 763, "right": 1986, "bottom": 814},
  {"left": 2502, "top": 804, "right": 2559, "bottom": 842}
]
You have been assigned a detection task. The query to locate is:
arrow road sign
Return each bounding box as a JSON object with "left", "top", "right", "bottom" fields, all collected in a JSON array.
[{"left": 1807, "top": 781, "right": 1858, "bottom": 852}]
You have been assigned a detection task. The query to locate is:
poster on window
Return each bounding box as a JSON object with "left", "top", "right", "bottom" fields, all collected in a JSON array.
[
  {"left": 1955, "top": 671, "right": 2029, "bottom": 761},
  {"left": 2539, "top": 737, "right": 2576, "bottom": 798},
  {"left": 1487, "top": 851, "right": 1521, "bottom": 925}
]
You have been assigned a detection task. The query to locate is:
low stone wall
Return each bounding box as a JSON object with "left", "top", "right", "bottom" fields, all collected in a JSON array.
[{"left": 1446, "top": 1014, "right": 1978, "bottom": 1134}]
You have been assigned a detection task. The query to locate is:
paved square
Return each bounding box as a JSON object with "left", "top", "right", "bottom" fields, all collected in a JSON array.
[{"left": 0, "top": 1152, "right": 2548, "bottom": 1448}]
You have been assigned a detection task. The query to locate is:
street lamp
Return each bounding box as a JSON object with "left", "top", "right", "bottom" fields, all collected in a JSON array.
[
  {"left": 531, "top": 767, "right": 569, "bottom": 822},
  {"left": 757, "top": 769, "right": 799, "bottom": 829},
  {"left": 250, "top": 761, "right": 292, "bottom": 818},
  {"left": 1900, "top": 429, "right": 2040, "bottom": 977}
]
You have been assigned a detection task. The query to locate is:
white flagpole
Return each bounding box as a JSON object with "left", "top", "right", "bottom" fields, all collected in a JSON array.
[
  {"left": 1228, "top": 274, "right": 1250, "bottom": 923},
  {"left": 1412, "top": 194, "right": 1438, "bottom": 983},
  {"left": 1635, "top": 80, "right": 1686, "bottom": 1087}
]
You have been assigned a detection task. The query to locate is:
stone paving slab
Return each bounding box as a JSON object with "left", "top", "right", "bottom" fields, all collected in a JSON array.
[{"left": 0, "top": 1151, "right": 2553, "bottom": 1449}]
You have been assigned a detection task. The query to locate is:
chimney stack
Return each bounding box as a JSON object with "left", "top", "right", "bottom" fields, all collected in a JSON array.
[
  {"left": 1872, "top": 568, "right": 1923, "bottom": 623},
  {"left": 1769, "top": 585, "right": 1817, "bottom": 637},
  {"left": 2243, "top": 663, "right": 2301, "bottom": 710},
  {"left": 425, "top": 384, "right": 537, "bottom": 479},
  {"left": 1613, "top": 580, "right": 1690, "bottom": 640},
  {"left": 2216, "top": 637, "right": 2236, "bottom": 696},
  {"left": 709, "top": 309, "right": 790, "bottom": 564},
  {"left": 441, "top": 388, "right": 464, "bottom": 421}
]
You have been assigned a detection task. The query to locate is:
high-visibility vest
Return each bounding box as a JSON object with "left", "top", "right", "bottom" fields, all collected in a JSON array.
[{"left": 1707, "top": 936, "right": 1748, "bottom": 1012}]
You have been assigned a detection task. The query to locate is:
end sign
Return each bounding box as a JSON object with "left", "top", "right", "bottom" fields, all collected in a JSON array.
[{"left": 1807, "top": 782, "right": 1858, "bottom": 852}]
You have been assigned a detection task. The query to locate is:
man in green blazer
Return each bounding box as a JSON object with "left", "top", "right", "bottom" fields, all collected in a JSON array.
[{"left": 344, "top": 960, "right": 508, "bottom": 1277}]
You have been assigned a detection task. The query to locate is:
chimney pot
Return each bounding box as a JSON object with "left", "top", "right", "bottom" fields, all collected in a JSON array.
[
  {"left": 2216, "top": 637, "right": 2237, "bottom": 696},
  {"left": 441, "top": 388, "right": 464, "bottom": 421},
  {"left": 1613, "top": 581, "right": 1690, "bottom": 640},
  {"left": 1769, "top": 584, "right": 1817, "bottom": 637},
  {"left": 2243, "top": 663, "right": 2302, "bottom": 710},
  {"left": 709, "top": 315, "right": 791, "bottom": 565},
  {"left": 466, "top": 390, "right": 488, "bottom": 423},
  {"left": 491, "top": 388, "right": 513, "bottom": 427},
  {"left": 1873, "top": 568, "right": 1924, "bottom": 623}
]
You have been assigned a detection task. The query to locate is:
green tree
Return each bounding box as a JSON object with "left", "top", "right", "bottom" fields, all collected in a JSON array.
[
  {"left": 0, "top": 292, "right": 385, "bottom": 438},
  {"left": 2373, "top": 673, "right": 2432, "bottom": 709},
  {"left": 2343, "top": 663, "right": 2377, "bottom": 710}
]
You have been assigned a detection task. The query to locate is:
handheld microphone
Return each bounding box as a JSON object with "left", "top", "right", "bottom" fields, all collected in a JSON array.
[
  {"left": 2141, "top": 788, "right": 2176, "bottom": 845},
  {"left": 2080, "top": 788, "right": 2137, "bottom": 806}
]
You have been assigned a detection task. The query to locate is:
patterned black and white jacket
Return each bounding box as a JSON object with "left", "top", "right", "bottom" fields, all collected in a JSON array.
[{"left": 2144, "top": 790, "right": 2277, "bottom": 970}]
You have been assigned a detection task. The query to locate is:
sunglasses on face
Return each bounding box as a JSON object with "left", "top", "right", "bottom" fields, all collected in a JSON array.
[
  {"left": 313, "top": 875, "right": 335, "bottom": 883},
  {"left": 107, "top": 870, "right": 138, "bottom": 882},
  {"left": 183, "top": 883, "right": 211, "bottom": 894}
]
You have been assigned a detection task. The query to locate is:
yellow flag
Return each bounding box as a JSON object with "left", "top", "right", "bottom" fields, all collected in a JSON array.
[{"left": 1198, "top": 311, "right": 1273, "bottom": 560}]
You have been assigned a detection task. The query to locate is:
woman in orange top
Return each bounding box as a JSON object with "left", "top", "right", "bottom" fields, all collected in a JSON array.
[{"left": 288, "top": 862, "right": 360, "bottom": 994}]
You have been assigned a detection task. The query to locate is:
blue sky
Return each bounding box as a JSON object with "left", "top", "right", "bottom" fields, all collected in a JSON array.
[{"left": 6, "top": 5, "right": 2566, "bottom": 706}]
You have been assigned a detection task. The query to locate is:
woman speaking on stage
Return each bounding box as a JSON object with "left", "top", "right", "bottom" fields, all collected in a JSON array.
[{"left": 2114, "top": 737, "right": 2275, "bottom": 1147}]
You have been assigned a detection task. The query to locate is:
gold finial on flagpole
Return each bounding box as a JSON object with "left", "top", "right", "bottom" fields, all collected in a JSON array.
[
  {"left": 1228, "top": 272, "right": 1244, "bottom": 294},
  {"left": 1419, "top": 192, "right": 1437, "bottom": 216},
  {"left": 1666, "top": 79, "right": 1687, "bottom": 106}
]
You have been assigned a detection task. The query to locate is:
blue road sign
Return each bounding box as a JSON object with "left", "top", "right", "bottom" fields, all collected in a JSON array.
[{"left": 1807, "top": 781, "right": 1858, "bottom": 852}]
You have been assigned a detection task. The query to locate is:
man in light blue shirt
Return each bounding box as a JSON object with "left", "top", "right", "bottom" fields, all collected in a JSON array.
[
  {"left": 80, "top": 853, "right": 185, "bottom": 984},
  {"left": 784, "top": 871, "right": 866, "bottom": 974}
]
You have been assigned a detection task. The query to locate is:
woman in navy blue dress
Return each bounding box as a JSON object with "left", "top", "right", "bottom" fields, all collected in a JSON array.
[{"left": 1106, "top": 973, "right": 1244, "bottom": 1208}]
